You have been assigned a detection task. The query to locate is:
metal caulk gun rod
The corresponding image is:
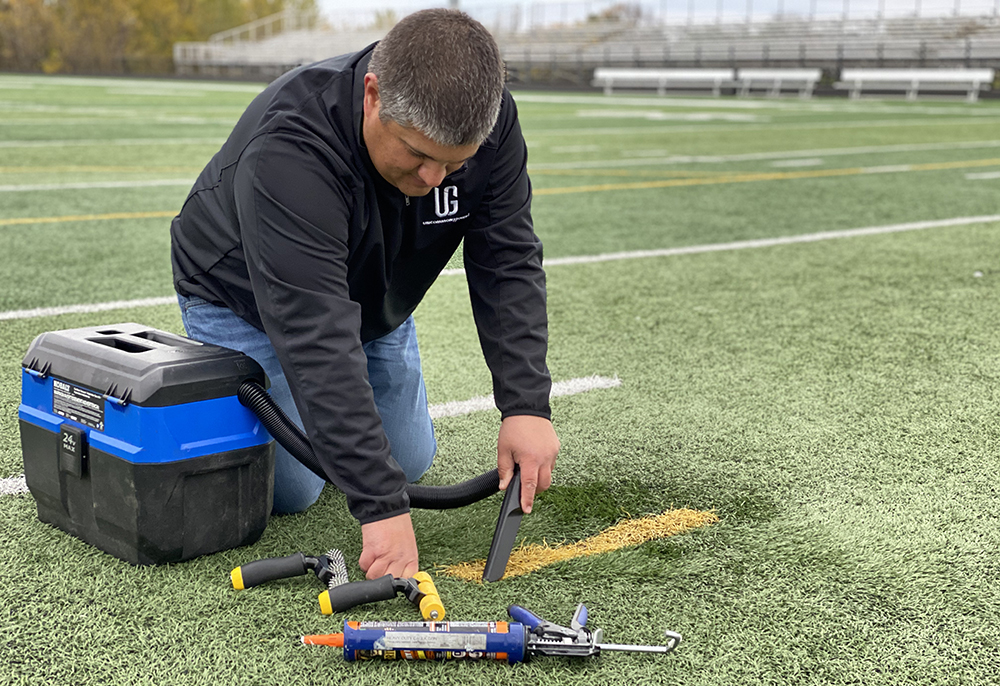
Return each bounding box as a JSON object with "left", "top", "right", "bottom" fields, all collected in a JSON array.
[{"left": 597, "top": 643, "right": 678, "bottom": 654}]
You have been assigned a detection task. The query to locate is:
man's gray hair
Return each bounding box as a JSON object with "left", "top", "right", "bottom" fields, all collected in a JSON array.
[{"left": 368, "top": 9, "right": 506, "bottom": 147}]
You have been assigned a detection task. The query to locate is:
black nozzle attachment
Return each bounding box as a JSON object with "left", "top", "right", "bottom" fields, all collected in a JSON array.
[{"left": 482, "top": 466, "right": 523, "bottom": 582}]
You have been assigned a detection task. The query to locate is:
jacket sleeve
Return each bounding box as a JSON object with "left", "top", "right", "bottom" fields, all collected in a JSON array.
[
  {"left": 463, "top": 93, "right": 552, "bottom": 420},
  {"left": 234, "top": 130, "right": 410, "bottom": 524}
]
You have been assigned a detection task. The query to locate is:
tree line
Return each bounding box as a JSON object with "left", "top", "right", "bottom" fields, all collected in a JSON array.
[{"left": 0, "top": 0, "right": 315, "bottom": 74}]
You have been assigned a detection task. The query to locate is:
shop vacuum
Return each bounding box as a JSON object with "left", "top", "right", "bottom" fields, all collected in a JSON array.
[{"left": 18, "top": 324, "right": 520, "bottom": 579}]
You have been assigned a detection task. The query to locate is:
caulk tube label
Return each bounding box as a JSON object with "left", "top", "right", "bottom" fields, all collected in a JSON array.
[
  {"left": 342, "top": 621, "right": 526, "bottom": 663},
  {"left": 381, "top": 631, "right": 486, "bottom": 650}
]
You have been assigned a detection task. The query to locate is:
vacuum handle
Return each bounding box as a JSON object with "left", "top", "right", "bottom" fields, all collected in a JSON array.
[
  {"left": 319, "top": 574, "right": 397, "bottom": 615},
  {"left": 231, "top": 553, "right": 309, "bottom": 590}
]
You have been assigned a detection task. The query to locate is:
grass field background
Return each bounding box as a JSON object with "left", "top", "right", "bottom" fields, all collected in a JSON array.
[{"left": 2, "top": 74, "right": 1000, "bottom": 685}]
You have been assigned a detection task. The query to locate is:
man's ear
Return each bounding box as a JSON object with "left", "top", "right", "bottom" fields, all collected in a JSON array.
[{"left": 363, "top": 73, "right": 379, "bottom": 117}]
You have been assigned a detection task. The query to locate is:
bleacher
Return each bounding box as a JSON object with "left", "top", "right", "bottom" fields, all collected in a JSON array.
[
  {"left": 173, "top": 9, "right": 1000, "bottom": 94},
  {"left": 173, "top": 10, "right": 385, "bottom": 78},
  {"left": 500, "top": 15, "right": 1000, "bottom": 79}
]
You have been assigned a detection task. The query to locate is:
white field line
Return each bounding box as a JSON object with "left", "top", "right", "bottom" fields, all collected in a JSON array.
[
  {"left": 0, "top": 75, "right": 266, "bottom": 92},
  {"left": 524, "top": 116, "right": 1000, "bottom": 141},
  {"left": 513, "top": 93, "right": 1000, "bottom": 117},
  {"left": 0, "top": 138, "right": 225, "bottom": 149},
  {"left": 440, "top": 214, "right": 1000, "bottom": 275},
  {"left": 770, "top": 158, "right": 824, "bottom": 168},
  {"left": 0, "top": 375, "right": 621, "bottom": 497},
  {"left": 551, "top": 145, "right": 601, "bottom": 154},
  {"left": 3, "top": 127, "right": 994, "bottom": 152},
  {"left": 3, "top": 215, "right": 999, "bottom": 322},
  {"left": 966, "top": 171, "right": 1000, "bottom": 180},
  {"left": 0, "top": 104, "right": 141, "bottom": 115},
  {"left": 515, "top": 93, "right": 791, "bottom": 110},
  {"left": 0, "top": 179, "right": 193, "bottom": 192},
  {"left": 0, "top": 475, "right": 27, "bottom": 496},
  {"left": 0, "top": 118, "right": 235, "bottom": 126},
  {"left": 5, "top": 139, "right": 977, "bottom": 175},
  {"left": 105, "top": 89, "right": 208, "bottom": 97},
  {"left": 574, "top": 109, "right": 767, "bottom": 122},
  {"left": 4, "top": 118, "right": 991, "bottom": 150},
  {"left": 533, "top": 140, "right": 1000, "bottom": 170},
  {"left": 0, "top": 296, "right": 177, "bottom": 321},
  {"left": 429, "top": 375, "right": 621, "bottom": 419}
]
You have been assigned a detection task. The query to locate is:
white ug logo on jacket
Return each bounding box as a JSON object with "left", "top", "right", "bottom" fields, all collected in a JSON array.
[{"left": 434, "top": 185, "right": 459, "bottom": 217}]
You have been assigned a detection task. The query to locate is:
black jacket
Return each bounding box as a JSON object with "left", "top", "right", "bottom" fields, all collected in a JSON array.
[{"left": 170, "top": 45, "right": 550, "bottom": 524}]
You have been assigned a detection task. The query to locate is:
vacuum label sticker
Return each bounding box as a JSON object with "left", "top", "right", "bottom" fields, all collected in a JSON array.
[{"left": 53, "top": 379, "right": 105, "bottom": 431}]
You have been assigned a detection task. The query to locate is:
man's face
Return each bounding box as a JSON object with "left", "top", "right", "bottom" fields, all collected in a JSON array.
[{"left": 362, "top": 74, "right": 479, "bottom": 197}]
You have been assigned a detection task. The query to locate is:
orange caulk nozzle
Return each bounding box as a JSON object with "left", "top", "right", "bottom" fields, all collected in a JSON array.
[{"left": 302, "top": 633, "right": 345, "bottom": 647}]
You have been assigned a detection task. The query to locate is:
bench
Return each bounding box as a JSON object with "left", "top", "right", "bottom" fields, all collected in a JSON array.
[
  {"left": 836, "top": 68, "right": 995, "bottom": 102},
  {"left": 736, "top": 69, "right": 823, "bottom": 98},
  {"left": 592, "top": 68, "right": 736, "bottom": 96}
]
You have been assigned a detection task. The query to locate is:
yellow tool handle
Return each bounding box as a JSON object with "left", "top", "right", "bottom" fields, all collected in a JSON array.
[
  {"left": 231, "top": 553, "right": 309, "bottom": 590},
  {"left": 319, "top": 574, "right": 396, "bottom": 615},
  {"left": 317, "top": 572, "right": 446, "bottom": 620},
  {"left": 413, "top": 571, "right": 445, "bottom": 620}
]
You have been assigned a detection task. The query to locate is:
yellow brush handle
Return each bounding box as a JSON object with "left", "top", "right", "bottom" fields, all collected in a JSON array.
[
  {"left": 230, "top": 553, "right": 309, "bottom": 590},
  {"left": 318, "top": 589, "right": 333, "bottom": 615}
]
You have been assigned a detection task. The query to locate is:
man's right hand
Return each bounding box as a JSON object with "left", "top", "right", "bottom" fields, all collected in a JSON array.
[{"left": 358, "top": 512, "right": 419, "bottom": 579}]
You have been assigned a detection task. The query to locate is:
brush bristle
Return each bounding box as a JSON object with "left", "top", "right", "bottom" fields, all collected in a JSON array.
[{"left": 325, "top": 548, "right": 349, "bottom": 589}]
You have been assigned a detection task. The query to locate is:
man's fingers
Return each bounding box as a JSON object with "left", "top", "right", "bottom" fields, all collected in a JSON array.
[
  {"left": 358, "top": 549, "right": 374, "bottom": 575},
  {"left": 496, "top": 414, "right": 560, "bottom": 508},
  {"left": 517, "top": 460, "right": 543, "bottom": 513},
  {"left": 359, "top": 513, "right": 418, "bottom": 580},
  {"left": 519, "top": 475, "right": 537, "bottom": 514},
  {"left": 537, "top": 467, "right": 552, "bottom": 493},
  {"left": 363, "top": 555, "right": 418, "bottom": 580},
  {"left": 497, "top": 453, "right": 515, "bottom": 491},
  {"left": 364, "top": 556, "right": 388, "bottom": 580}
]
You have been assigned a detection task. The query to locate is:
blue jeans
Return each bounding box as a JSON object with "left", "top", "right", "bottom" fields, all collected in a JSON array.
[{"left": 177, "top": 294, "right": 436, "bottom": 514}]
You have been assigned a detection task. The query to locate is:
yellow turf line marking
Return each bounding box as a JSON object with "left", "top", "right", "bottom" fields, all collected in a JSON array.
[
  {"left": 0, "top": 210, "right": 175, "bottom": 226},
  {"left": 4, "top": 158, "right": 999, "bottom": 226},
  {"left": 533, "top": 157, "right": 1000, "bottom": 195},
  {"left": 531, "top": 169, "right": 731, "bottom": 178},
  {"left": 440, "top": 508, "right": 719, "bottom": 582}
]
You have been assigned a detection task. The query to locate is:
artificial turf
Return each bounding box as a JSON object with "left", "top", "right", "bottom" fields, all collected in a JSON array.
[{"left": 1, "top": 76, "right": 999, "bottom": 685}]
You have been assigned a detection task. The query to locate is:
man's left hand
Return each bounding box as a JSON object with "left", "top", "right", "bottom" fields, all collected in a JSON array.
[{"left": 497, "top": 415, "right": 560, "bottom": 514}]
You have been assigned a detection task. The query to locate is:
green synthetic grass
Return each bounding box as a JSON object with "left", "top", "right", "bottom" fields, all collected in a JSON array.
[{"left": 2, "top": 76, "right": 1000, "bottom": 685}]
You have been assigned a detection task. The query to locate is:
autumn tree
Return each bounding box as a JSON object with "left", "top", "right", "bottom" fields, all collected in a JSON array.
[
  {"left": 0, "top": 0, "right": 316, "bottom": 74},
  {"left": 0, "top": 0, "right": 63, "bottom": 71}
]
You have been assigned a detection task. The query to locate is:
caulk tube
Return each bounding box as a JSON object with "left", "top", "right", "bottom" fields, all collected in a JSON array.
[{"left": 342, "top": 621, "right": 528, "bottom": 664}]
